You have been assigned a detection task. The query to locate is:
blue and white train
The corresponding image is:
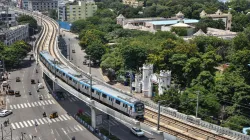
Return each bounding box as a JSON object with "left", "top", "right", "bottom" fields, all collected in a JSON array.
[{"left": 39, "top": 51, "right": 144, "bottom": 119}]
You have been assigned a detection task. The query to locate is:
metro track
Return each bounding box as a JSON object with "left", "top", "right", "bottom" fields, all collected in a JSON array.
[{"left": 28, "top": 10, "right": 235, "bottom": 140}]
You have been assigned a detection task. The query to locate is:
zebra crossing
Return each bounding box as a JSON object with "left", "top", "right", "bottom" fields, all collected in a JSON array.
[
  {"left": 9, "top": 100, "right": 56, "bottom": 110},
  {"left": 10, "top": 114, "right": 72, "bottom": 130},
  {"left": 62, "top": 93, "right": 81, "bottom": 102},
  {"left": 60, "top": 125, "right": 85, "bottom": 135}
]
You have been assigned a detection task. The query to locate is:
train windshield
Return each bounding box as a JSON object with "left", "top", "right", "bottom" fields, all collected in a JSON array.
[{"left": 135, "top": 103, "right": 144, "bottom": 112}]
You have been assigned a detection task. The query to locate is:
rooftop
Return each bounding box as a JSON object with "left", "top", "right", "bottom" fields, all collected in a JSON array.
[{"left": 146, "top": 19, "right": 199, "bottom": 25}]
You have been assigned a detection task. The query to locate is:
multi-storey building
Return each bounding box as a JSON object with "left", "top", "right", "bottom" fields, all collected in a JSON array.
[
  {"left": 28, "top": 0, "right": 58, "bottom": 11},
  {"left": 0, "top": 24, "right": 29, "bottom": 46},
  {"left": 200, "top": 9, "right": 232, "bottom": 30},
  {"left": 59, "top": 0, "right": 97, "bottom": 23},
  {"left": 0, "top": 9, "right": 17, "bottom": 27}
]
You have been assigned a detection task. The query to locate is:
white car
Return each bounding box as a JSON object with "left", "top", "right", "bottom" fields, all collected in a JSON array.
[
  {"left": 38, "top": 83, "right": 44, "bottom": 89},
  {"left": 0, "top": 110, "right": 12, "bottom": 117},
  {"left": 130, "top": 127, "right": 144, "bottom": 137}
]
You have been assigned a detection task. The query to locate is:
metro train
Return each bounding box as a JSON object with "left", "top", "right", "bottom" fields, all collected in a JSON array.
[{"left": 39, "top": 51, "right": 144, "bottom": 119}]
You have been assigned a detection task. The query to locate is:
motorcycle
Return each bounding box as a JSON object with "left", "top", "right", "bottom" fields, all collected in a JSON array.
[
  {"left": 29, "top": 91, "right": 31, "bottom": 95},
  {"left": 43, "top": 112, "right": 46, "bottom": 117}
]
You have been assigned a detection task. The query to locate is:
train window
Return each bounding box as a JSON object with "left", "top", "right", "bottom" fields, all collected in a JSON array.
[
  {"left": 102, "top": 94, "right": 107, "bottom": 98},
  {"left": 91, "top": 89, "right": 94, "bottom": 93},
  {"left": 125, "top": 104, "right": 127, "bottom": 108},
  {"left": 115, "top": 100, "right": 120, "bottom": 105},
  {"left": 96, "top": 91, "right": 100, "bottom": 95},
  {"left": 69, "top": 77, "right": 72, "bottom": 80},
  {"left": 109, "top": 97, "right": 113, "bottom": 101},
  {"left": 56, "top": 69, "right": 59, "bottom": 72},
  {"left": 63, "top": 73, "right": 65, "bottom": 76}
]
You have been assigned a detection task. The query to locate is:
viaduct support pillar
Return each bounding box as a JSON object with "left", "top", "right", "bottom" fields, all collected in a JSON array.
[{"left": 90, "top": 106, "right": 96, "bottom": 129}]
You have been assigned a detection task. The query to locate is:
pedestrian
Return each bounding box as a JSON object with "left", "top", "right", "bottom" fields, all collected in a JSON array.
[
  {"left": 8, "top": 86, "right": 10, "bottom": 89},
  {"left": 3, "top": 87, "right": 5, "bottom": 91}
]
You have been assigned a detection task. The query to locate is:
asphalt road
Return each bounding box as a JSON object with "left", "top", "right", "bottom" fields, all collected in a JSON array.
[
  {"left": 60, "top": 30, "right": 162, "bottom": 140},
  {"left": 1, "top": 53, "right": 98, "bottom": 140}
]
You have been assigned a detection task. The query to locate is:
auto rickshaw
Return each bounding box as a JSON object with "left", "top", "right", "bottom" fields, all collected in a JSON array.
[{"left": 50, "top": 112, "right": 58, "bottom": 119}]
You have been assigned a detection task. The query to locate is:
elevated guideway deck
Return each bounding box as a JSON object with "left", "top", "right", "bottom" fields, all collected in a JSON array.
[{"left": 11, "top": 7, "right": 250, "bottom": 140}]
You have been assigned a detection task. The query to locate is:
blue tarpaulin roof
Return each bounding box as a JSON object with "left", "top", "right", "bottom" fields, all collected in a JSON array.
[{"left": 57, "top": 21, "right": 72, "bottom": 30}]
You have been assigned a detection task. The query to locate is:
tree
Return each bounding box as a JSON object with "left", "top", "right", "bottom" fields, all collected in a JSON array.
[
  {"left": 79, "top": 29, "right": 107, "bottom": 49},
  {"left": 121, "top": 45, "right": 147, "bottom": 70},
  {"left": 85, "top": 41, "right": 106, "bottom": 64},
  {"left": 191, "top": 71, "right": 214, "bottom": 90},
  {"left": 183, "top": 57, "right": 202, "bottom": 86},
  {"left": 195, "top": 17, "right": 225, "bottom": 32},
  {"left": 222, "top": 115, "right": 250, "bottom": 132},
  {"left": 70, "top": 20, "right": 92, "bottom": 33},
  {"left": 17, "top": 15, "right": 38, "bottom": 36},
  {"left": 170, "top": 27, "right": 188, "bottom": 36},
  {"left": 49, "top": 9, "right": 58, "bottom": 20}
]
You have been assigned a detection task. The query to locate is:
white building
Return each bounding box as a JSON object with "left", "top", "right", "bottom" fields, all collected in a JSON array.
[
  {"left": 58, "top": 1, "right": 66, "bottom": 21},
  {"left": 28, "top": 0, "right": 58, "bottom": 12},
  {"left": 0, "top": 24, "right": 29, "bottom": 46}
]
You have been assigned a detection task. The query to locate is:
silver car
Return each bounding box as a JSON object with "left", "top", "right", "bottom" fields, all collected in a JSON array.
[
  {"left": 0, "top": 110, "right": 12, "bottom": 117},
  {"left": 130, "top": 127, "right": 144, "bottom": 137}
]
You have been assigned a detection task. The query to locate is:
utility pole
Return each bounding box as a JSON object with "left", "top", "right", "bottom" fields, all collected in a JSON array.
[
  {"left": 1, "top": 124, "right": 3, "bottom": 140},
  {"left": 157, "top": 101, "right": 161, "bottom": 130},
  {"left": 68, "top": 44, "right": 70, "bottom": 60},
  {"left": 130, "top": 70, "right": 132, "bottom": 94},
  {"left": 88, "top": 55, "right": 91, "bottom": 74},
  {"left": 21, "top": 132, "right": 25, "bottom": 140},
  {"left": 196, "top": 91, "right": 200, "bottom": 118}
]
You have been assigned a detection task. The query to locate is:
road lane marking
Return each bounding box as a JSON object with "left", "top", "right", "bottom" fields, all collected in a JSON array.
[
  {"left": 46, "top": 118, "right": 52, "bottom": 123},
  {"left": 20, "top": 104, "right": 24, "bottom": 108},
  {"left": 15, "top": 123, "right": 20, "bottom": 129},
  {"left": 17, "top": 104, "right": 20, "bottom": 108},
  {"left": 31, "top": 103, "right": 35, "bottom": 107},
  {"left": 27, "top": 103, "right": 31, "bottom": 107},
  {"left": 51, "top": 119, "right": 56, "bottom": 123},
  {"left": 10, "top": 105, "right": 13, "bottom": 109},
  {"left": 51, "top": 129, "right": 54, "bottom": 134},
  {"left": 51, "top": 100, "right": 55, "bottom": 104},
  {"left": 31, "top": 120, "right": 35, "bottom": 125},
  {"left": 66, "top": 127, "right": 70, "bottom": 133},
  {"left": 77, "top": 125, "right": 84, "bottom": 131},
  {"left": 61, "top": 115, "right": 67, "bottom": 120},
  {"left": 74, "top": 125, "right": 79, "bottom": 131},
  {"left": 61, "top": 128, "right": 67, "bottom": 134},
  {"left": 55, "top": 129, "right": 60, "bottom": 137},
  {"left": 38, "top": 119, "right": 44, "bottom": 124},
  {"left": 69, "top": 98, "right": 73, "bottom": 102},
  {"left": 47, "top": 95, "right": 50, "bottom": 98},
  {"left": 40, "top": 101, "right": 45, "bottom": 105},
  {"left": 65, "top": 115, "right": 71, "bottom": 120},
  {"left": 27, "top": 120, "right": 32, "bottom": 126},
  {"left": 34, "top": 102, "right": 38, "bottom": 106},
  {"left": 44, "top": 100, "right": 49, "bottom": 105},
  {"left": 24, "top": 103, "right": 27, "bottom": 108},
  {"left": 69, "top": 126, "right": 75, "bottom": 132},
  {"left": 58, "top": 116, "right": 64, "bottom": 121},
  {"left": 19, "top": 122, "right": 24, "bottom": 128},
  {"left": 42, "top": 118, "right": 48, "bottom": 123},
  {"left": 23, "top": 121, "right": 28, "bottom": 127},
  {"left": 13, "top": 105, "right": 17, "bottom": 109},
  {"left": 37, "top": 101, "right": 42, "bottom": 106},
  {"left": 35, "top": 119, "right": 40, "bottom": 125},
  {"left": 47, "top": 100, "right": 52, "bottom": 104},
  {"left": 11, "top": 123, "right": 16, "bottom": 129}
]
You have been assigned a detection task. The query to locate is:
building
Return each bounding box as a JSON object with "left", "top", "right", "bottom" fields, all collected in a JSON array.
[
  {"left": 200, "top": 9, "right": 232, "bottom": 30},
  {"left": 0, "top": 9, "right": 17, "bottom": 27},
  {"left": 28, "top": 0, "right": 58, "bottom": 12},
  {"left": 0, "top": 24, "right": 29, "bottom": 46},
  {"left": 117, "top": 11, "right": 199, "bottom": 32},
  {"left": 60, "top": 0, "right": 97, "bottom": 23},
  {"left": 122, "top": 0, "right": 143, "bottom": 8}
]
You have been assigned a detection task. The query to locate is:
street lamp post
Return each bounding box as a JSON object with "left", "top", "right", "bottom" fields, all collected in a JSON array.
[
  {"left": 89, "top": 73, "right": 92, "bottom": 100},
  {"left": 195, "top": 91, "right": 200, "bottom": 118},
  {"left": 54, "top": 58, "right": 56, "bottom": 79},
  {"left": 68, "top": 44, "right": 70, "bottom": 60},
  {"left": 157, "top": 100, "right": 169, "bottom": 130}
]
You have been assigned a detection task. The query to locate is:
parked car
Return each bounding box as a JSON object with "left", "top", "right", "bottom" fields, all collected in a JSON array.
[
  {"left": 16, "top": 77, "right": 21, "bottom": 82},
  {"left": 72, "top": 49, "right": 75, "bottom": 53},
  {"left": 0, "top": 110, "right": 12, "bottom": 117},
  {"left": 130, "top": 127, "right": 144, "bottom": 137},
  {"left": 15, "top": 91, "right": 21, "bottom": 97}
]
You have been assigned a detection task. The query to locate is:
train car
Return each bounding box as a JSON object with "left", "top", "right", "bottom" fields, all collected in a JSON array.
[{"left": 39, "top": 51, "right": 144, "bottom": 119}]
